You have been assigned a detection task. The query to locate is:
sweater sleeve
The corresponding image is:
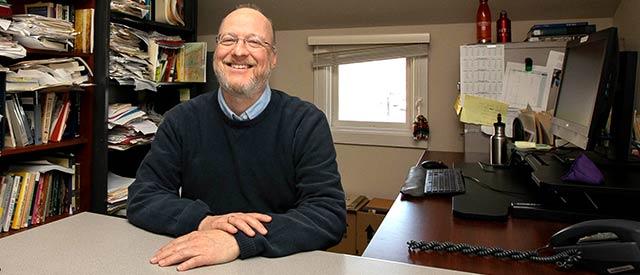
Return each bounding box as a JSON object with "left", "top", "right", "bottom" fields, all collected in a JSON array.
[
  {"left": 235, "top": 107, "right": 347, "bottom": 259},
  {"left": 127, "top": 111, "right": 210, "bottom": 237}
]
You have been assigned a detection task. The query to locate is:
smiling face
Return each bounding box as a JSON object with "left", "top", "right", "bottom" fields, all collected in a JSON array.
[{"left": 213, "top": 8, "right": 277, "bottom": 98}]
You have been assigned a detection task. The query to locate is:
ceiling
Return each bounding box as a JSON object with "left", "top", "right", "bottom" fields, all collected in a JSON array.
[{"left": 197, "top": 0, "right": 621, "bottom": 35}]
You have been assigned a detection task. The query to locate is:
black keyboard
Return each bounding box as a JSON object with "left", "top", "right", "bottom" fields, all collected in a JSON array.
[{"left": 424, "top": 168, "right": 465, "bottom": 195}]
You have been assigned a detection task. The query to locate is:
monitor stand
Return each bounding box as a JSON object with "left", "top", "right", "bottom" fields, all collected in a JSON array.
[{"left": 452, "top": 162, "right": 540, "bottom": 221}]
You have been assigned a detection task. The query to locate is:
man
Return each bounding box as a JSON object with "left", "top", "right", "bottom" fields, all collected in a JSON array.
[{"left": 127, "top": 5, "right": 346, "bottom": 272}]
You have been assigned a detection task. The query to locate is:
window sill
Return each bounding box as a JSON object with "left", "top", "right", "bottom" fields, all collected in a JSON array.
[{"left": 331, "top": 128, "right": 428, "bottom": 149}]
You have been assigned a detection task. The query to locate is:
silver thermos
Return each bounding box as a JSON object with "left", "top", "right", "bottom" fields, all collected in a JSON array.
[{"left": 490, "top": 113, "right": 508, "bottom": 166}]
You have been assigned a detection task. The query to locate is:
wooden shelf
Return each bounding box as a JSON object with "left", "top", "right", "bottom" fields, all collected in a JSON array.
[
  {"left": 6, "top": 84, "right": 91, "bottom": 94},
  {"left": 108, "top": 79, "right": 203, "bottom": 90},
  {"left": 0, "top": 213, "right": 71, "bottom": 239},
  {"left": 24, "top": 49, "right": 93, "bottom": 59},
  {"left": 0, "top": 138, "right": 88, "bottom": 158},
  {"left": 111, "top": 12, "right": 193, "bottom": 35}
]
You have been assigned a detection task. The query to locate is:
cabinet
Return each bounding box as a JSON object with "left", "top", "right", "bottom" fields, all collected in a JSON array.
[
  {"left": 92, "top": 0, "right": 206, "bottom": 214},
  {"left": 0, "top": 0, "right": 97, "bottom": 238}
]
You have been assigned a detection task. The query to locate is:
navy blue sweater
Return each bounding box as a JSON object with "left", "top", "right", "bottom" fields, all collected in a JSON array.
[{"left": 127, "top": 90, "right": 346, "bottom": 259}]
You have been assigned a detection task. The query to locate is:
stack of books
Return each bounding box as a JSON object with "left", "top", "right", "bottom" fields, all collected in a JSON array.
[
  {"left": 0, "top": 158, "right": 78, "bottom": 233},
  {"left": 526, "top": 22, "right": 596, "bottom": 42}
]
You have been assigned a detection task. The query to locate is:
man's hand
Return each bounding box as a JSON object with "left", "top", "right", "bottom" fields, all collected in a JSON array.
[
  {"left": 198, "top": 212, "right": 272, "bottom": 237},
  {"left": 150, "top": 229, "right": 240, "bottom": 271}
]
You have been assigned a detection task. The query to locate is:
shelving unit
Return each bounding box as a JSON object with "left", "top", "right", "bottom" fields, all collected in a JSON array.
[
  {"left": 92, "top": 0, "right": 202, "bottom": 214},
  {"left": 0, "top": 0, "right": 97, "bottom": 238}
]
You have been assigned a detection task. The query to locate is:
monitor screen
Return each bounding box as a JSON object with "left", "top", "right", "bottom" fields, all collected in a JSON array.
[{"left": 551, "top": 28, "right": 618, "bottom": 150}]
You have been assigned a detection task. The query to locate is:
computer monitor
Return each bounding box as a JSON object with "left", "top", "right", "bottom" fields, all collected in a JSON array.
[{"left": 551, "top": 27, "right": 619, "bottom": 151}]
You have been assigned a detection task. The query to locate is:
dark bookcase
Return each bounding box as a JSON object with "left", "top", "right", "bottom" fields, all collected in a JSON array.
[
  {"left": 0, "top": 0, "right": 97, "bottom": 238},
  {"left": 92, "top": 0, "right": 203, "bottom": 214}
]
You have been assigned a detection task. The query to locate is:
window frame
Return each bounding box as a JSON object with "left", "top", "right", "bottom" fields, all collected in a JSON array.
[{"left": 310, "top": 34, "right": 430, "bottom": 148}]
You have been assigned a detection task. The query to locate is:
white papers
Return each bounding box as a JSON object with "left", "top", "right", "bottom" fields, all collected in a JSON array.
[
  {"left": 129, "top": 120, "right": 158, "bottom": 135},
  {"left": 0, "top": 18, "right": 11, "bottom": 30},
  {"left": 502, "top": 62, "right": 553, "bottom": 111},
  {"left": 110, "top": 0, "right": 150, "bottom": 19},
  {"left": 107, "top": 172, "right": 134, "bottom": 213},
  {"left": 5, "top": 57, "right": 92, "bottom": 91},
  {"left": 0, "top": 33, "right": 26, "bottom": 59},
  {"left": 107, "top": 103, "right": 160, "bottom": 151},
  {"left": 107, "top": 171, "right": 134, "bottom": 193},
  {"left": 459, "top": 44, "right": 505, "bottom": 103},
  {"left": 547, "top": 50, "right": 565, "bottom": 71},
  {"left": 8, "top": 159, "right": 74, "bottom": 174}
]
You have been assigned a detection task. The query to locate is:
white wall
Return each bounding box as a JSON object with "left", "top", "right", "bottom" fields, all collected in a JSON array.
[{"left": 199, "top": 17, "right": 614, "bottom": 200}]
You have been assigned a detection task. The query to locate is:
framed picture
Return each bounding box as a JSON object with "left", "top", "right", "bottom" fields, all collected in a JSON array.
[{"left": 24, "top": 2, "right": 55, "bottom": 17}]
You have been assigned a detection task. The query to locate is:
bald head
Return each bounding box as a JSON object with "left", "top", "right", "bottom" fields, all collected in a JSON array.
[{"left": 219, "top": 6, "right": 275, "bottom": 45}]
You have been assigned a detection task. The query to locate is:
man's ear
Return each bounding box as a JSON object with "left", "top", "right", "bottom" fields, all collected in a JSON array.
[{"left": 270, "top": 52, "right": 278, "bottom": 69}]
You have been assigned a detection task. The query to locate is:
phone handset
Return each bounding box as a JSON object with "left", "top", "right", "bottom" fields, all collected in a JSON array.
[{"left": 551, "top": 219, "right": 640, "bottom": 274}]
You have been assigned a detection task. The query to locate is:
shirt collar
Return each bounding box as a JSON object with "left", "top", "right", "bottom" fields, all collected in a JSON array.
[{"left": 218, "top": 85, "right": 272, "bottom": 121}]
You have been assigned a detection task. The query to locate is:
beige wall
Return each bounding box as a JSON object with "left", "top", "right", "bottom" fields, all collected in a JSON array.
[
  {"left": 199, "top": 17, "right": 615, "bottom": 200},
  {"left": 614, "top": 0, "right": 640, "bottom": 108}
]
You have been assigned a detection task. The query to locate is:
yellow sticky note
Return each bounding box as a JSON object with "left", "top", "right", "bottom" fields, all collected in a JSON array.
[
  {"left": 459, "top": 95, "right": 508, "bottom": 125},
  {"left": 453, "top": 95, "right": 462, "bottom": 115}
]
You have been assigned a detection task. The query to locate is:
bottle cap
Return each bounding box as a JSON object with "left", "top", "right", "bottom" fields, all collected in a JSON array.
[{"left": 494, "top": 113, "right": 505, "bottom": 127}]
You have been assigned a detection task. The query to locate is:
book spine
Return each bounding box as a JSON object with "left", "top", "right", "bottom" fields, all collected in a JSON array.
[
  {"left": 31, "top": 173, "right": 44, "bottom": 224},
  {"left": 23, "top": 172, "right": 38, "bottom": 227},
  {"left": 41, "top": 92, "right": 55, "bottom": 144},
  {"left": 33, "top": 91, "right": 42, "bottom": 145},
  {"left": 531, "top": 25, "right": 596, "bottom": 37},
  {"left": 530, "top": 22, "right": 588, "bottom": 30},
  {"left": 10, "top": 173, "right": 27, "bottom": 230},
  {"left": 3, "top": 175, "right": 20, "bottom": 232},
  {"left": 0, "top": 176, "right": 7, "bottom": 224},
  {"left": 43, "top": 173, "right": 53, "bottom": 222},
  {"left": 0, "top": 72, "right": 5, "bottom": 149},
  {"left": 0, "top": 175, "right": 13, "bottom": 230},
  {"left": 527, "top": 34, "right": 585, "bottom": 42}
]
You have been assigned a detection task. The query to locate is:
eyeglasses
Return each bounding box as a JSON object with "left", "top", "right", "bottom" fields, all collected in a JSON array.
[{"left": 216, "top": 34, "right": 275, "bottom": 51}]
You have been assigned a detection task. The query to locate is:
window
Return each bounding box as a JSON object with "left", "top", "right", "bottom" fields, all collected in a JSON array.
[{"left": 309, "top": 34, "right": 430, "bottom": 148}]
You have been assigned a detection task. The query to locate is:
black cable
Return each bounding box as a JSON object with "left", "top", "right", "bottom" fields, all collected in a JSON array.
[
  {"left": 463, "top": 175, "right": 528, "bottom": 197},
  {"left": 407, "top": 240, "right": 582, "bottom": 269}
]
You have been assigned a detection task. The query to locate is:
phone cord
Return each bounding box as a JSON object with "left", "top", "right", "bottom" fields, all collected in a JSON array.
[{"left": 407, "top": 240, "right": 582, "bottom": 269}]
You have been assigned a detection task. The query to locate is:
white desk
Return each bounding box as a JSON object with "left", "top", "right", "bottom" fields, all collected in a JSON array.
[{"left": 0, "top": 212, "right": 472, "bottom": 275}]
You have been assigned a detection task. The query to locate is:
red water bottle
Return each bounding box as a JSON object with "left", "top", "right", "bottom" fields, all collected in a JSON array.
[
  {"left": 476, "top": 0, "right": 491, "bottom": 43},
  {"left": 496, "top": 10, "right": 511, "bottom": 43}
]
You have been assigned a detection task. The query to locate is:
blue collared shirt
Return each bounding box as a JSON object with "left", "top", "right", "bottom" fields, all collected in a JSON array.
[{"left": 217, "top": 86, "right": 272, "bottom": 121}]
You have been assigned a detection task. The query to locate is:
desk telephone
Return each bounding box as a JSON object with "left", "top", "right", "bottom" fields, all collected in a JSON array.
[{"left": 408, "top": 219, "right": 640, "bottom": 274}]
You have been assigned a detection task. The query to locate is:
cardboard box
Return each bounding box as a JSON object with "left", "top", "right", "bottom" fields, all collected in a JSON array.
[
  {"left": 355, "top": 198, "right": 393, "bottom": 255},
  {"left": 327, "top": 194, "right": 368, "bottom": 255}
]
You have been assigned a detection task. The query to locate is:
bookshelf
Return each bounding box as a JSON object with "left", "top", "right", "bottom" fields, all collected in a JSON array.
[
  {"left": 0, "top": 0, "right": 97, "bottom": 238},
  {"left": 92, "top": 0, "right": 203, "bottom": 214}
]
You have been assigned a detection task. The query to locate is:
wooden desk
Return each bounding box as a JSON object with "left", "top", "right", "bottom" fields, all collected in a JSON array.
[
  {"left": 0, "top": 212, "right": 472, "bottom": 275},
  {"left": 362, "top": 151, "right": 591, "bottom": 275}
]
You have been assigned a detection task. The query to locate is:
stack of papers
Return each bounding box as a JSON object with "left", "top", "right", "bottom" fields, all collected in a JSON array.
[
  {"left": 110, "top": 0, "right": 150, "bottom": 19},
  {"left": 5, "top": 14, "right": 77, "bottom": 51},
  {"left": 107, "top": 103, "right": 161, "bottom": 151},
  {"left": 107, "top": 171, "right": 135, "bottom": 214},
  {"left": 109, "top": 23, "right": 157, "bottom": 91},
  {"left": 155, "top": 0, "right": 184, "bottom": 26},
  {"left": 0, "top": 30, "right": 26, "bottom": 59},
  {"left": 6, "top": 57, "right": 93, "bottom": 91}
]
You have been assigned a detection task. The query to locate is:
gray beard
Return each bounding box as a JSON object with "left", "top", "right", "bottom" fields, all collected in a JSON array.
[{"left": 214, "top": 62, "right": 271, "bottom": 98}]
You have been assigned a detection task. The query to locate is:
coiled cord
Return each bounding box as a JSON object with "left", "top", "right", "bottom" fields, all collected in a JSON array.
[{"left": 407, "top": 240, "right": 582, "bottom": 269}]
